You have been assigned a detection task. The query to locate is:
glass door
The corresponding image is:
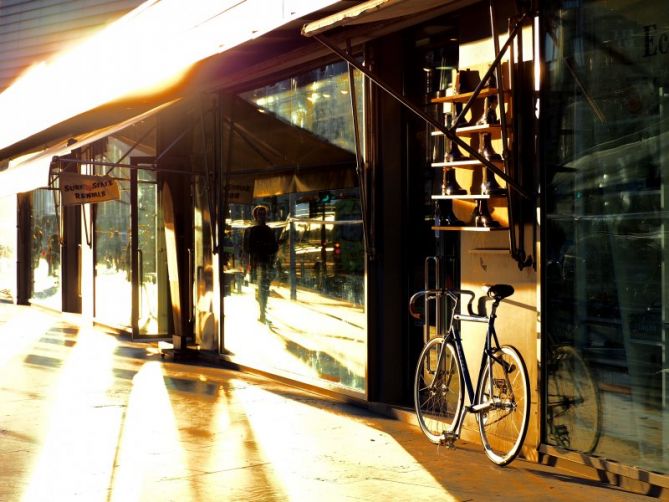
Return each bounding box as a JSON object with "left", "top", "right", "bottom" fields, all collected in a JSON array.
[
  {"left": 131, "top": 158, "right": 168, "bottom": 338},
  {"left": 94, "top": 158, "right": 168, "bottom": 338}
]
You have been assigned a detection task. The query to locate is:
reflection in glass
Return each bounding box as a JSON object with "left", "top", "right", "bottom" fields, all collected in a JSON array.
[
  {"left": 193, "top": 174, "right": 217, "bottom": 350},
  {"left": 0, "top": 196, "right": 17, "bottom": 303},
  {"left": 137, "top": 172, "right": 167, "bottom": 335},
  {"left": 224, "top": 189, "right": 365, "bottom": 391},
  {"left": 31, "top": 189, "right": 61, "bottom": 310},
  {"left": 240, "top": 61, "right": 363, "bottom": 153},
  {"left": 94, "top": 177, "right": 131, "bottom": 329},
  {"left": 543, "top": 1, "right": 669, "bottom": 472}
]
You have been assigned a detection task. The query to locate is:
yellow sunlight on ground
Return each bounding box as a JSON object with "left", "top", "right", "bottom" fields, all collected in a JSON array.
[{"left": 229, "top": 378, "right": 459, "bottom": 501}]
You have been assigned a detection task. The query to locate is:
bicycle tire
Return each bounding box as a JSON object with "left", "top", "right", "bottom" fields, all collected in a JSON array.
[
  {"left": 476, "top": 345, "right": 530, "bottom": 466},
  {"left": 546, "top": 345, "right": 601, "bottom": 453},
  {"left": 414, "top": 337, "right": 463, "bottom": 443}
]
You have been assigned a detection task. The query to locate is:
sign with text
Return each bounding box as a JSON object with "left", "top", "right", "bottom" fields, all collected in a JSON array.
[{"left": 60, "top": 173, "right": 120, "bottom": 205}]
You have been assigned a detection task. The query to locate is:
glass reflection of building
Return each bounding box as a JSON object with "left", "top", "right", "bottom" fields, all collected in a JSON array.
[
  {"left": 30, "top": 188, "right": 61, "bottom": 310},
  {"left": 222, "top": 61, "right": 367, "bottom": 392},
  {"left": 543, "top": 0, "right": 669, "bottom": 474}
]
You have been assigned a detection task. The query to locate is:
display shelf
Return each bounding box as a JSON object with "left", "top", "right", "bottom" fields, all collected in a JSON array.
[
  {"left": 430, "top": 87, "right": 510, "bottom": 104},
  {"left": 432, "top": 194, "right": 505, "bottom": 200},
  {"left": 431, "top": 159, "right": 505, "bottom": 169},
  {"left": 431, "top": 123, "right": 506, "bottom": 138},
  {"left": 432, "top": 225, "right": 509, "bottom": 232}
]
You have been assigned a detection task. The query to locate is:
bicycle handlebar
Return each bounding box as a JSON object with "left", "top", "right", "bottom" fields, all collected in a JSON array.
[
  {"left": 408, "top": 288, "right": 478, "bottom": 319},
  {"left": 409, "top": 284, "right": 514, "bottom": 321}
]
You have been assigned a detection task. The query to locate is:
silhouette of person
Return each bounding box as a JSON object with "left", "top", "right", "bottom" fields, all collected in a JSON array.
[{"left": 243, "top": 205, "right": 278, "bottom": 323}]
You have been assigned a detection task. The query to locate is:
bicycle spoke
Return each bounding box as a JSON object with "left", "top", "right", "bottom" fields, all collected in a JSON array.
[
  {"left": 477, "top": 346, "right": 530, "bottom": 466},
  {"left": 414, "top": 338, "right": 463, "bottom": 444}
]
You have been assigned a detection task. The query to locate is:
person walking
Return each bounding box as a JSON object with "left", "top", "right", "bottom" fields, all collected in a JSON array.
[{"left": 243, "top": 205, "right": 278, "bottom": 324}]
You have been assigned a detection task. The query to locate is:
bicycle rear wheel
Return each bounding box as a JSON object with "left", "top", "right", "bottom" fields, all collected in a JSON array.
[
  {"left": 477, "top": 345, "right": 530, "bottom": 465},
  {"left": 546, "top": 345, "right": 601, "bottom": 453},
  {"left": 414, "top": 337, "right": 463, "bottom": 443}
]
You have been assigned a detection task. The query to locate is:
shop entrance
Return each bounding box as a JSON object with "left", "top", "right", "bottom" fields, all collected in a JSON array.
[{"left": 93, "top": 157, "right": 168, "bottom": 338}]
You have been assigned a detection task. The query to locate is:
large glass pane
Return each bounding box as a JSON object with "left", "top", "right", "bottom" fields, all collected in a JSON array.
[
  {"left": 93, "top": 140, "right": 132, "bottom": 329},
  {"left": 543, "top": 1, "right": 669, "bottom": 472},
  {"left": 224, "top": 61, "right": 366, "bottom": 392},
  {"left": 240, "top": 61, "right": 363, "bottom": 152},
  {"left": 94, "top": 180, "right": 131, "bottom": 328},
  {"left": 137, "top": 170, "right": 168, "bottom": 335},
  {"left": 224, "top": 189, "right": 365, "bottom": 391},
  {"left": 30, "top": 189, "right": 61, "bottom": 310},
  {"left": 0, "top": 196, "right": 17, "bottom": 303}
]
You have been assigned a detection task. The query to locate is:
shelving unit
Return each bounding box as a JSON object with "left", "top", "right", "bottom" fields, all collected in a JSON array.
[{"left": 428, "top": 81, "right": 512, "bottom": 233}]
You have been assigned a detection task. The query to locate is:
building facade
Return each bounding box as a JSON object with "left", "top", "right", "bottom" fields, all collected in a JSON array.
[{"left": 0, "top": 0, "right": 667, "bottom": 493}]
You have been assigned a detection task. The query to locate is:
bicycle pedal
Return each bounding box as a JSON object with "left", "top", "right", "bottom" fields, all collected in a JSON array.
[{"left": 439, "top": 433, "right": 457, "bottom": 448}]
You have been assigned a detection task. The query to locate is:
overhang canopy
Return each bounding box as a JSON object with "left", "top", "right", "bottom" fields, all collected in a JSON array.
[
  {"left": 0, "top": 0, "right": 347, "bottom": 160},
  {"left": 0, "top": 100, "right": 177, "bottom": 198},
  {"left": 220, "top": 93, "right": 357, "bottom": 196},
  {"left": 301, "top": 0, "right": 462, "bottom": 37}
]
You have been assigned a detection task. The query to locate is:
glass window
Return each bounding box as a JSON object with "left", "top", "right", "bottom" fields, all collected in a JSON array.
[
  {"left": 93, "top": 138, "right": 133, "bottom": 329},
  {"left": 543, "top": 1, "right": 669, "bottom": 473},
  {"left": 224, "top": 190, "right": 365, "bottom": 391},
  {"left": 240, "top": 61, "right": 362, "bottom": 153},
  {"left": 224, "top": 62, "right": 366, "bottom": 392},
  {"left": 0, "top": 195, "right": 17, "bottom": 303},
  {"left": 30, "top": 188, "right": 61, "bottom": 310}
]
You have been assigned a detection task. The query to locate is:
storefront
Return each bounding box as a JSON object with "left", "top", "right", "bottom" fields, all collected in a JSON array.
[
  {"left": 541, "top": 0, "right": 669, "bottom": 480},
  {"left": 0, "top": 0, "right": 668, "bottom": 491}
]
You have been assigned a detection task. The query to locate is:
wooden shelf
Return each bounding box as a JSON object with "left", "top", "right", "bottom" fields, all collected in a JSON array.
[
  {"left": 432, "top": 159, "right": 505, "bottom": 169},
  {"left": 431, "top": 124, "right": 505, "bottom": 138},
  {"left": 432, "top": 225, "right": 509, "bottom": 232},
  {"left": 432, "top": 194, "right": 506, "bottom": 200},
  {"left": 431, "top": 87, "right": 510, "bottom": 104}
]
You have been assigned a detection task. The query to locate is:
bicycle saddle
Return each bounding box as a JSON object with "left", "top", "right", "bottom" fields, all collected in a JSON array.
[{"left": 487, "top": 284, "right": 514, "bottom": 301}]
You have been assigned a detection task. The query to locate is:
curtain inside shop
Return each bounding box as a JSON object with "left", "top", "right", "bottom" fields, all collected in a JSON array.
[
  {"left": 219, "top": 61, "right": 367, "bottom": 392},
  {"left": 543, "top": 0, "right": 669, "bottom": 473}
]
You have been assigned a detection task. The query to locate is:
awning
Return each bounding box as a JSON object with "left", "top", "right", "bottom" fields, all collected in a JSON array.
[
  {"left": 0, "top": 0, "right": 345, "bottom": 157},
  {"left": 220, "top": 93, "right": 357, "bottom": 196},
  {"left": 302, "top": 0, "right": 463, "bottom": 37},
  {"left": 0, "top": 100, "right": 178, "bottom": 198}
]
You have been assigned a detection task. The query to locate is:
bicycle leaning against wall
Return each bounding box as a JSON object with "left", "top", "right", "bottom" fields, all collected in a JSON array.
[{"left": 409, "top": 278, "right": 530, "bottom": 466}]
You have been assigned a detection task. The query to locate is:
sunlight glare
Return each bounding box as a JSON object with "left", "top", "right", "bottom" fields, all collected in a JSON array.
[
  {"left": 110, "top": 361, "right": 192, "bottom": 502},
  {"left": 0, "top": 0, "right": 340, "bottom": 151},
  {"left": 0, "top": 307, "right": 53, "bottom": 368},
  {"left": 22, "top": 328, "right": 122, "bottom": 501}
]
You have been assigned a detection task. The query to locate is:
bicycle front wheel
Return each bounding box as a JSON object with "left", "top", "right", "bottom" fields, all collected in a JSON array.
[
  {"left": 477, "top": 345, "right": 530, "bottom": 466},
  {"left": 414, "top": 337, "right": 463, "bottom": 443}
]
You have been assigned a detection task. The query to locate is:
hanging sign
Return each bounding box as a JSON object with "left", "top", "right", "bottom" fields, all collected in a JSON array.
[{"left": 60, "top": 173, "right": 120, "bottom": 205}]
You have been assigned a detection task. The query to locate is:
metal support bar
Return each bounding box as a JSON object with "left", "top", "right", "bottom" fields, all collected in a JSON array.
[
  {"left": 53, "top": 157, "right": 202, "bottom": 177},
  {"left": 200, "top": 96, "right": 219, "bottom": 254},
  {"left": 450, "top": 14, "right": 527, "bottom": 134},
  {"left": 104, "top": 124, "right": 156, "bottom": 176},
  {"left": 313, "top": 33, "right": 532, "bottom": 200},
  {"left": 346, "top": 45, "right": 373, "bottom": 260}
]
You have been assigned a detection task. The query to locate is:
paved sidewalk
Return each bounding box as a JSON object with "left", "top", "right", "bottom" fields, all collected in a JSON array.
[{"left": 0, "top": 304, "right": 658, "bottom": 501}]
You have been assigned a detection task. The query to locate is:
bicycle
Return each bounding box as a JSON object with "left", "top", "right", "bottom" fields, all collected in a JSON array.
[{"left": 409, "top": 281, "right": 530, "bottom": 466}]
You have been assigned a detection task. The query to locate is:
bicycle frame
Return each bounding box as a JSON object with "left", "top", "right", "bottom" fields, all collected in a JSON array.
[{"left": 419, "top": 287, "right": 511, "bottom": 441}]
